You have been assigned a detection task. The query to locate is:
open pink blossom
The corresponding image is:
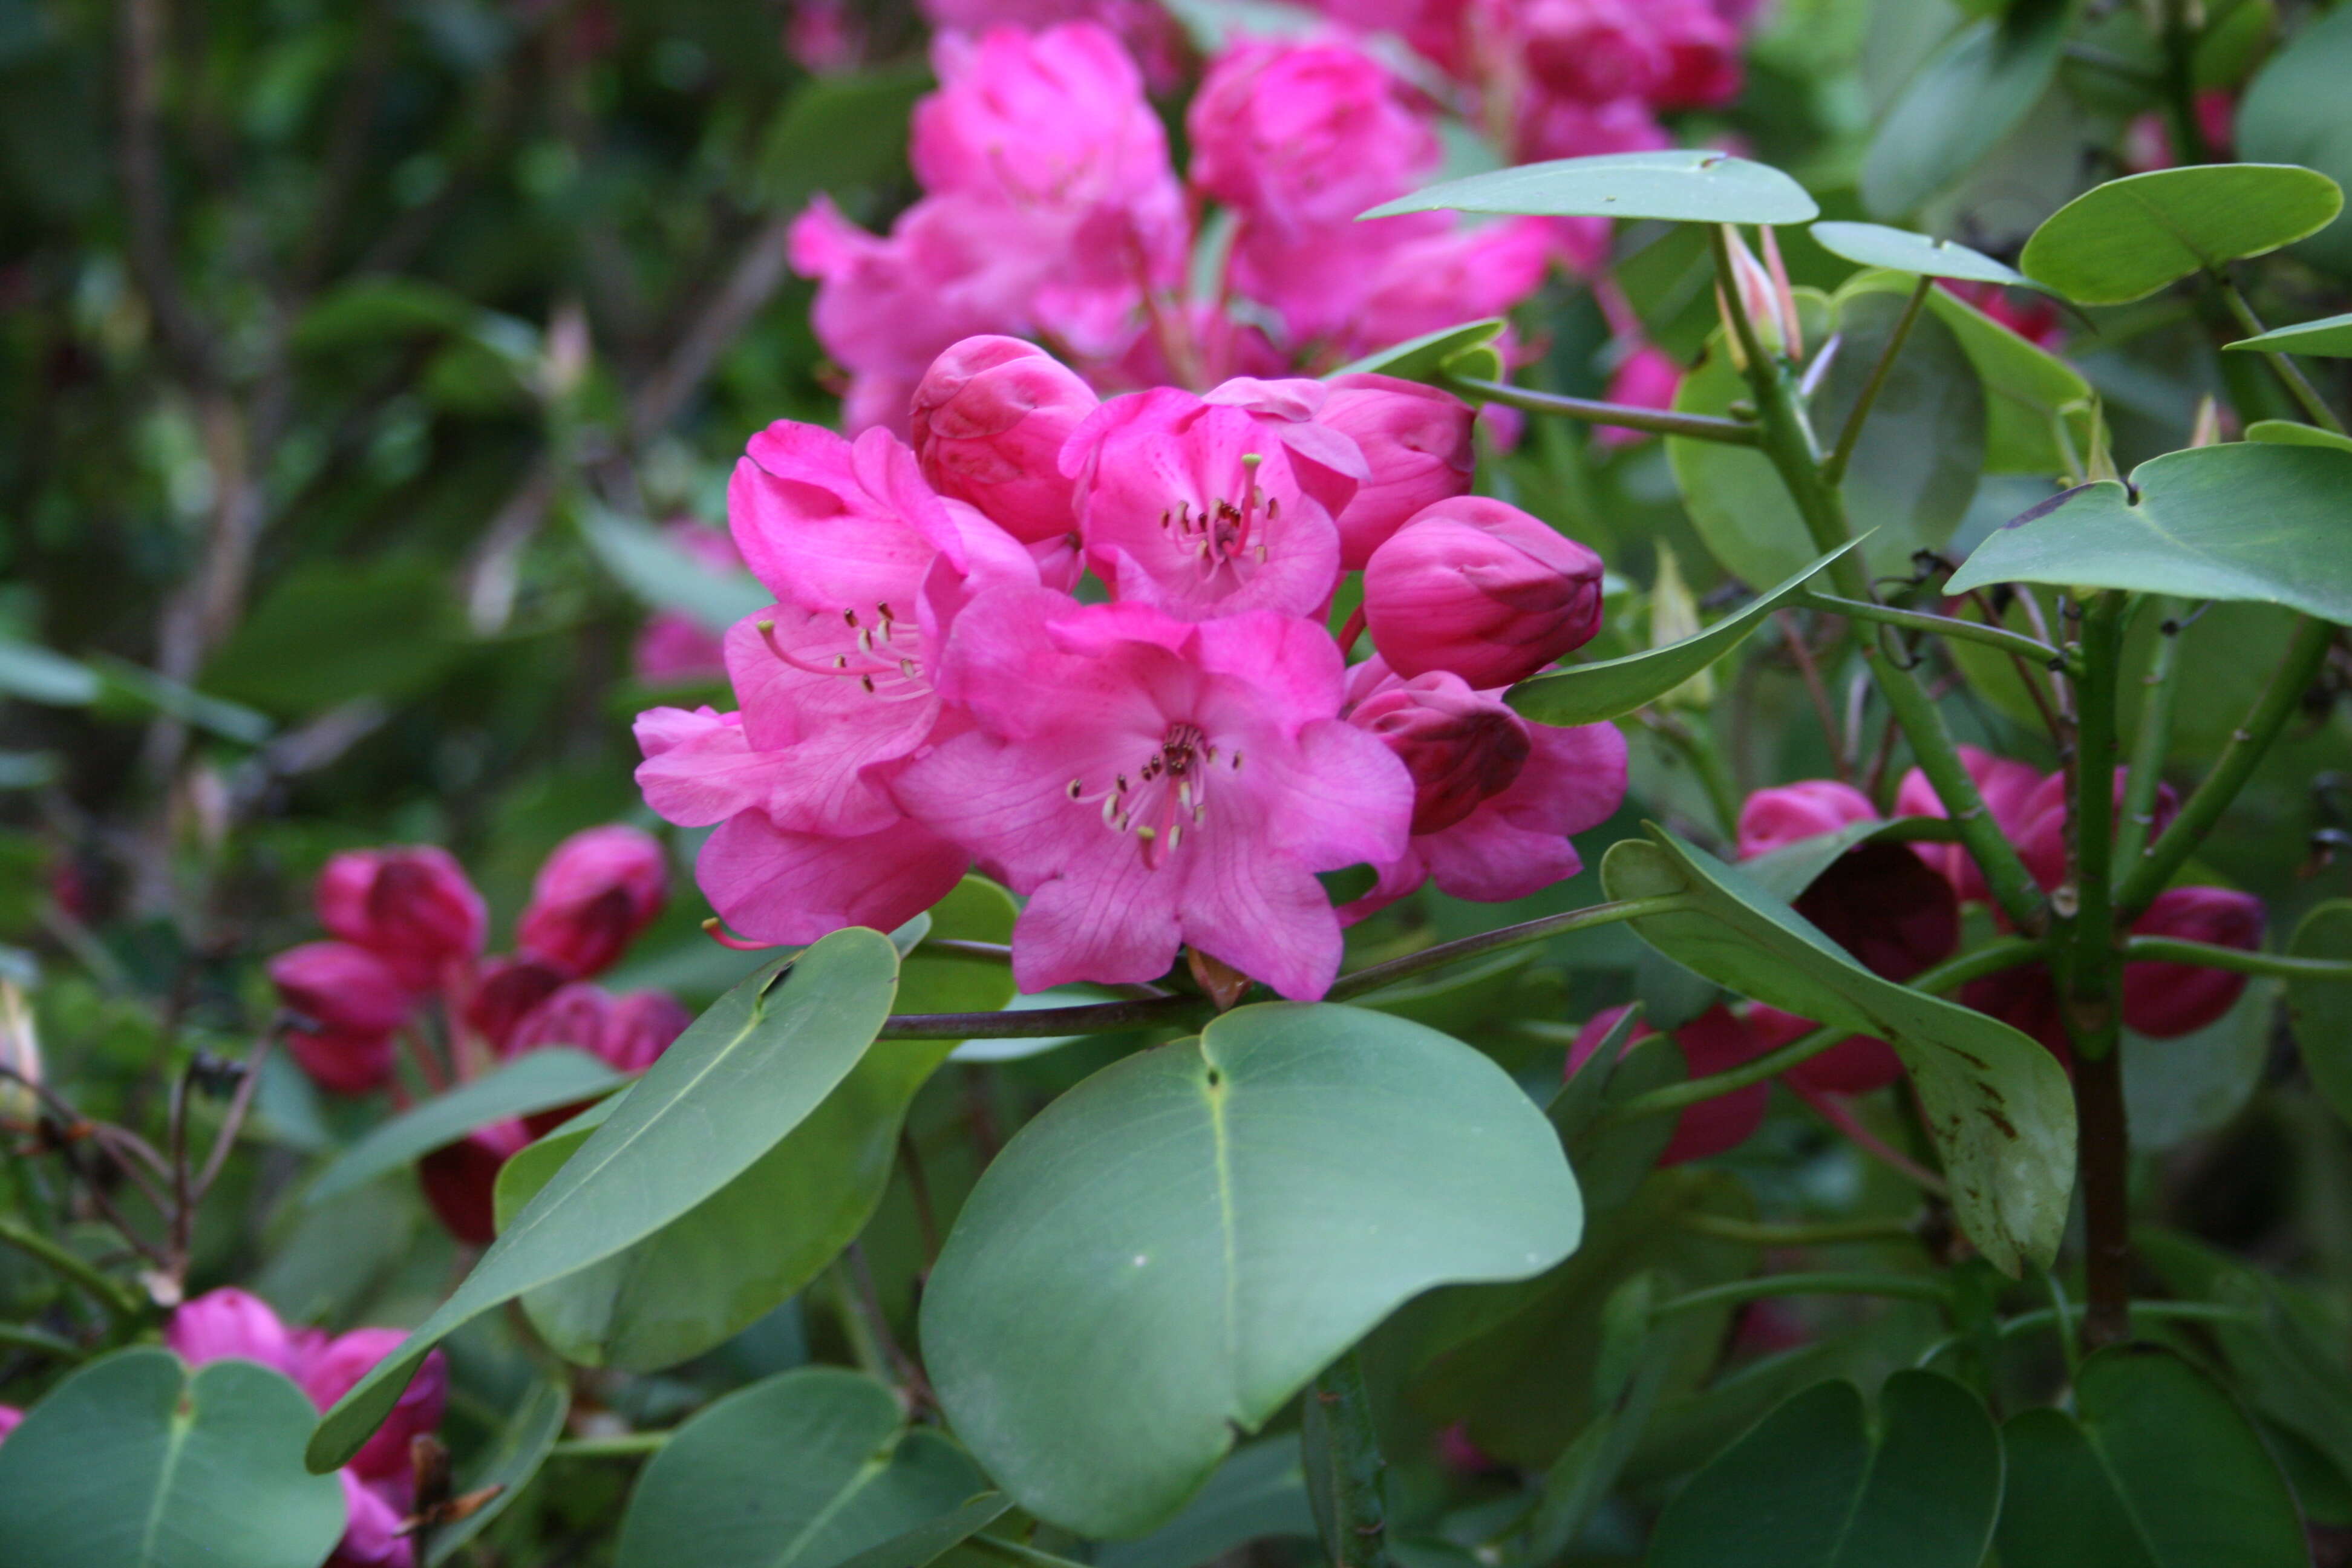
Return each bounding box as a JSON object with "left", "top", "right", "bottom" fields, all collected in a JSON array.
[
  {"left": 1339, "top": 657, "right": 1624, "bottom": 919},
  {"left": 1189, "top": 39, "right": 1439, "bottom": 238},
  {"left": 915, "top": 24, "right": 1174, "bottom": 214},
  {"left": 895, "top": 590, "right": 1412, "bottom": 999},
  {"left": 517, "top": 825, "right": 668, "bottom": 979},
  {"left": 1316, "top": 375, "right": 1476, "bottom": 567},
  {"left": 1570, "top": 1005, "right": 1770, "bottom": 1164},
  {"left": 316, "top": 846, "right": 485, "bottom": 991},
  {"left": 1063, "top": 391, "right": 1345, "bottom": 620}
]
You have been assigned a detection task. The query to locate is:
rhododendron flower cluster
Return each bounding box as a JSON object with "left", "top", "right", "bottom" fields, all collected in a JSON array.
[
  {"left": 162, "top": 1289, "right": 446, "bottom": 1568},
  {"left": 791, "top": 22, "right": 1560, "bottom": 430},
  {"left": 636, "top": 336, "right": 1626, "bottom": 1001},
  {"left": 266, "top": 826, "right": 688, "bottom": 1243}
]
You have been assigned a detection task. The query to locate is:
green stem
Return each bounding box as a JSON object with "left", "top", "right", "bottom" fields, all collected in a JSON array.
[
  {"left": 1820, "top": 275, "right": 1932, "bottom": 489},
  {"left": 2157, "top": 0, "right": 2212, "bottom": 166},
  {"left": 1643, "top": 715, "right": 1743, "bottom": 840},
  {"left": 549, "top": 1431, "right": 670, "bottom": 1459},
  {"left": 0, "top": 1215, "right": 146, "bottom": 1326},
  {"left": 1602, "top": 936, "right": 2045, "bottom": 1123},
  {"left": 2118, "top": 615, "right": 2337, "bottom": 918},
  {"left": 0, "top": 1322, "right": 85, "bottom": 1359},
  {"left": 2115, "top": 602, "right": 2186, "bottom": 871},
  {"left": 1329, "top": 895, "right": 1687, "bottom": 1001},
  {"left": 1675, "top": 1213, "right": 1921, "bottom": 1247},
  {"left": 1708, "top": 224, "right": 2050, "bottom": 937},
  {"left": 1795, "top": 590, "right": 2074, "bottom": 672},
  {"left": 1651, "top": 1272, "right": 1950, "bottom": 1319},
  {"left": 1916, "top": 1299, "right": 2264, "bottom": 1371},
  {"left": 2216, "top": 278, "right": 2347, "bottom": 434},
  {"left": 1440, "top": 375, "right": 1762, "bottom": 445},
  {"left": 2123, "top": 935, "right": 2352, "bottom": 980},
  {"left": 1304, "top": 1350, "right": 1393, "bottom": 1568},
  {"left": 914, "top": 938, "right": 1013, "bottom": 964}
]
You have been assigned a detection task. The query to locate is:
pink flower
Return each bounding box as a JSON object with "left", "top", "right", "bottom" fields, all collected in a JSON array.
[
  {"left": 915, "top": 24, "right": 1173, "bottom": 215},
  {"left": 785, "top": 0, "right": 863, "bottom": 75},
  {"left": 911, "top": 335, "right": 1099, "bottom": 570},
  {"left": 517, "top": 825, "right": 668, "bottom": 979},
  {"left": 2123, "top": 885, "right": 2264, "bottom": 1038},
  {"left": 269, "top": 942, "right": 411, "bottom": 1096},
  {"left": 505, "top": 982, "right": 691, "bottom": 1074},
  {"left": 1338, "top": 657, "right": 1625, "bottom": 918},
  {"left": 1595, "top": 347, "right": 1683, "bottom": 447},
  {"left": 463, "top": 958, "right": 568, "bottom": 1054},
  {"left": 419, "top": 1120, "right": 531, "bottom": 1246},
  {"left": 1895, "top": 745, "right": 2047, "bottom": 905},
  {"left": 166, "top": 1287, "right": 300, "bottom": 1376},
  {"left": 1736, "top": 780, "right": 1879, "bottom": 860},
  {"left": 0, "top": 1406, "right": 21, "bottom": 1443},
  {"left": 316, "top": 847, "right": 486, "bottom": 991},
  {"left": 329, "top": 1473, "right": 413, "bottom": 1568},
  {"left": 1937, "top": 281, "right": 2066, "bottom": 352},
  {"left": 1362, "top": 497, "right": 1606, "bottom": 688},
  {"left": 895, "top": 589, "right": 1413, "bottom": 999},
  {"left": 1514, "top": 92, "right": 1671, "bottom": 163},
  {"left": 1750, "top": 1002, "right": 1903, "bottom": 1097},
  {"left": 1570, "top": 1005, "right": 1770, "bottom": 1164},
  {"left": 1316, "top": 375, "right": 1476, "bottom": 569},
  {"left": 1062, "top": 391, "right": 1346, "bottom": 620},
  {"left": 1189, "top": 39, "right": 1439, "bottom": 238},
  {"left": 299, "top": 1330, "right": 448, "bottom": 1484}
]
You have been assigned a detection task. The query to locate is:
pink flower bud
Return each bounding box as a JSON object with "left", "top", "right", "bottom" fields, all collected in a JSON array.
[
  {"left": 1363, "top": 497, "right": 1605, "bottom": 689},
  {"left": 1316, "top": 376, "right": 1475, "bottom": 569},
  {"left": 2123, "top": 886, "right": 2265, "bottom": 1038},
  {"left": 1896, "top": 746, "right": 2050, "bottom": 904},
  {"left": 910, "top": 336, "right": 1099, "bottom": 545},
  {"left": 269, "top": 942, "right": 411, "bottom": 1096},
  {"left": 316, "top": 847, "right": 486, "bottom": 991},
  {"left": 501, "top": 982, "right": 613, "bottom": 1061},
  {"left": 517, "top": 825, "right": 667, "bottom": 979},
  {"left": 418, "top": 1121, "right": 531, "bottom": 1247},
  {"left": 166, "top": 1287, "right": 296, "bottom": 1374},
  {"left": 1736, "top": 779, "right": 1878, "bottom": 861},
  {"left": 463, "top": 958, "right": 569, "bottom": 1054},
  {"left": 1347, "top": 668, "right": 1530, "bottom": 835},
  {"left": 301, "top": 1332, "right": 446, "bottom": 1483},
  {"left": 1569, "top": 1004, "right": 1769, "bottom": 1164}
]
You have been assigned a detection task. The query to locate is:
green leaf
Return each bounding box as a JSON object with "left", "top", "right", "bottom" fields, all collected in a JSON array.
[
  {"left": 2247, "top": 418, "right": 2352, "bottom": 452},
  {"left": 498, "top": 1031, "right": 958, "bottom": 1371},
  {"left": 290, "top": 276, "right": 496, "bottom": 353},
  {"left": 1860, "top": 0, "right": 2068, "bottom": 219},
  {"left": 0, "top": 639, "right": 100, "bottom": 706},
  {"left": 1521, "top": 1272, "right": 1690, "bottom": 1561},
  {"left": 613, "top": 1367, "right": 992, "bottom": 1568},
  {"left": 1096, "top": 1440, "right": 1315, "bottom": 1568},
  {"left": 306, "top": 1048, "right": 624, "bottom": 1206},
  {"left": 2235, "top": 3, "right": 2352, "bottom": 275},
  {"left": 829, "top": 1494, "right": 1016, "bottom": 1568},
  {"left": 897, "top": 876, "right": 1018, "bottom": 1016},
  {"left": 2227, "top": 309, "right": 2352, "bottom": 357},
  {"left": 2122, "top": 980, "right": 2273, "bottom": 1152},
  {"left": 2019, "top": 165, "right": 2345, "bottom": 304},
  {"left": 426, "top": 1378, "right": 570, "bottom": 1566},
  {"left": 1945, "top": 442, "right": 2352, "bottom": 622},
  {"left": 1996, "top": 1344, "right": 2307, "bottom": 1568},
  {"left": 1328, "top": 319, "right": 1507, "bottom": 386},
  {"left": 2285, "top": 900, "right": 2352, "bottom": 1129},
  {"left": 1809, "top": 222, "right": 2027, "bottom": 284},
  {"left": 578, "top": 502, "right": 770, "bottom": 633},
  {"left": 921, "top": 1002, "right": 1582, "bottom": 1536},
  {"left": 1599, "top": 826, "right": 2075, "bottom": 1274},
  {"left": 1648, "top": 1371, "right": 2002, "bottom": 1568},
  {"left": 309, "top": 926, "right": 900, "bottom": 1471},
  {"left": 1667, "top": 282, "right": 1983, "bottom": 587},
  {"left": 0, "top": 1348, "right": 346, "bottom": 1568},
  {"left": 1362, "top": 149, "right": 1818, "bottom": 225},
  {"left": 1505, "top": 539, "right": 1866, "bottom": 726},
  {"left": 88, "top": 655, "right": 273, "bottom": 744},
  {"left": 1840, "top": 269, "right": 2092, "bottom": 476},
  {"left": 757, "top": 64, "right": 933, "bottom": 211},
  {"left": 201, "top": 559, "right": 466, "bottom": 715}
]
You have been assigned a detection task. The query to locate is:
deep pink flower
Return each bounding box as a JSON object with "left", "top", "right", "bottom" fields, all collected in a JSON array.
[
  {"left": 166, "top": 1287, "right": 300, "bottom": 1376},
  {"left": 916, "top": 0, "right": 1187, "bottom": 91},
  {"left": 1595, "top": 347, "right": 1684, "bottom": 447},
  {"left": 1938, "top": 281, "right": 2067, "bottom": 352},
  {"left": 517, "top": 825, "right": 668, "bottom": 979},
  {"left": 2123, "top": 885, "right": 2265, "bottom": 1038},
  {"left": 1362, "top": 497, "right": 1606, "bottom": 688},
  {"left": 505, "top": 981, "right": 691, "bottom": 1074},
  {"left": 1518, "top": 0, "right": 1739, "bottom": 107},
  {"left": 419, "top": 1120, "right": 531, "bottom": 1247},
  {"left": 785, "top": 0, "right": 863, "bottom": 74},
  {"left": 463, "top": 957, "right": 568, "bottom": 1054},
  {"left": 1338, "top": 657, "right": 1625, "bottom": 918},
  {"left": 604, "top": 991, "right": 695, "bottom": 1071},
  {"left": 299, "top": 1331, "right": 448, "bottom": 1485},
  {"left": 269, "top": 942, "right": 410, "bottom": 1096},
  {"left": 1189, "top": 39, "right": 1439, "bottom": 238},
  {"left": 1316, "top": 375, "right": 1475, "bottom": 569},
  {"left": 1736, "top": 779, "right": 1878, "bottom": 861},
  {"left": 316, "top": 847, "right": 486, "bottom": 991},
  {"left": 1515, "top": 91, "right": 1671, "bottom": 163},
  {"left": 1063, "top": 391, "right": 1346, "bottom": 620},
  {"left": 0, "top": 1406, "right": 20, "bottom": 1442},
  {"left": 895, "top": 589, "right": 1412, "bottom": 999},
  {"left": 1570, "top": 1004, "right": 1771, "bottom": 1164},
  {"left": 1750, "top": 1003, "right": 1903, "bottom": 1097},
  {"left": 1895, "top": 745, "right": 2047, "bottom": 905},
  {"left": 915, "top": 24, "right": 1174, "bottom": 215},
  {"left": 910, "top": 335, "right": 1098, "bottom": 572}
]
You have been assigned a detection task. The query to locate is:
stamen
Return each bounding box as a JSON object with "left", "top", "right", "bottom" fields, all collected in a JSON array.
[
  {"left": 860, "top": 675, "right": 876, "bottom": 694},
  {"left": 1166, "top": 822, "right": 1183, "bottom": 852},
  {"left": 1136, "top": 826, "right": 1157, "bottom": 842},
  {"left": 1067, "top": 779, "right": 1083, "bottom": 799}
]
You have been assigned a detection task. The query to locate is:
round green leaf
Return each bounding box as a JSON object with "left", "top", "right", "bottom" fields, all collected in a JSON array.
[
  {"left": 2247, "top": 417, "right": 2352, "bottom": 452},
  {"left": 2019, "top": 165, "right": 2345, "bottom": 304},
  {"left": 2236, "top": 3, "right": 2352, "bottom": 275},
  {"left": 615, "top": 1367, "right": 992, "bottom": 1568},
  {"left": 2227, "top": 309, "right": 2352, "bottom": 358},
  {"left": 1095, "top": 1440, "right": 1315, "bottom": 1568},
  {"left": 1648, "top": 1371, "right": 2002, "bottom": 1568},
  {"left": 897, "top": 876, "right": 1018, "bottom": 1016},
  {"left": 1859, "top": 1, "right": 2069, "bottom": 220},
  {"left": 1810, "top": 222, "right": 2026, "bottom": 285},
  {"left": 1362, "top": 149, "right": 1818, "bottom": 225},
  {"left": 309, "top": 926, "right": 900, "bottom": 1471},
  {"left": 0, "top": 1348, "right": 347, "bottom": 1568},
  {"left": 1996, "top": 1344, "right": 2307, "bottom": 1568},
  {"left": 1601, "top": 826, "right": 2075, "bottom": 1275},
  {"left": 921, "top": 1002, "right": 1583, "bottom": 1537},
  {"left": 2285, "top": 900, "right": 2352, "bottom": 1128},
  {"left": 306, "top": 1047, "right": 624, "bottom": 1206},
  {"left": 1946, "top": 442, "right": 2352, "bottom": 622}
]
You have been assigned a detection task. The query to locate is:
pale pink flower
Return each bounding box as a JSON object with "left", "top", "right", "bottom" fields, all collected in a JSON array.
[
  {"left": 1189, "top": 39, "right": 1439, "bottom": 238},
  {"left": 895, "top": 589, "right": 1413, "bottom": 999}
]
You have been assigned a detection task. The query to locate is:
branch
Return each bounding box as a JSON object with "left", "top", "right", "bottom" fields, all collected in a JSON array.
[
  {"left": 2123, "top": 935, "right": 2352, "bottom": 981},
  {"left": 1441, "top": 374, "right": 1762, "bottom": 445}
]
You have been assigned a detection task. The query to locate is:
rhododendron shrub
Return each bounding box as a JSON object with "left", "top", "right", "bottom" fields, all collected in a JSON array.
[{"left": 15, "top": 5, "right": 2352, "bottom": 1567}]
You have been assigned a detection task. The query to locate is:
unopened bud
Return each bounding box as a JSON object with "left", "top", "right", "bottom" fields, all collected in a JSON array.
[
  {"left": 267, "top": 942, "right": 411, "bottom": 1096},
  {"left": 517, "top": 825, "right": 668, "bottom": 979},
  {"left": 910, "top": 336, "right": 1099, "bottom": 545},
  {"left": 1348, "top": 668, "right": 1532, "bottom": 835},
  {"left": 1317, "top": 375, "right": 1475, "bottom": 567},
  {"left": 1362, "top": 497, "right": 1605, "bottom": 690},
  {"left": 0, "top": 982, "right": 41, "bottom": 1121},
  {"left": 316, "top": 846, "right": 486, "bottom": 991}
]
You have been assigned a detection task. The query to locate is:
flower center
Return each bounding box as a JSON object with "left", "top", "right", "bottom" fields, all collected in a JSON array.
[
  {"left": 757, "top": 603, "right": 929, "bottom": 701},
  {"left": 1159, "top": 451, "right": 1278, "bottom": 590},
  {"left": 1063, "top": 720, "right": 1246, "bottom": 869}
]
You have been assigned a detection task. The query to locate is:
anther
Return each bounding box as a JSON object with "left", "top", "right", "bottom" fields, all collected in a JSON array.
[
  {"left": 1067, "top": 779, "right": 1083, "bottom": 799},
  {"left": 859, "top": 675, "right": 876, "bottom": 694},
  {"left": 1137, "top": 826, "right": 1158, "bottom": 842},
  {"left": 755, "top": 618, "right": 774, "bottom": 633}
]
